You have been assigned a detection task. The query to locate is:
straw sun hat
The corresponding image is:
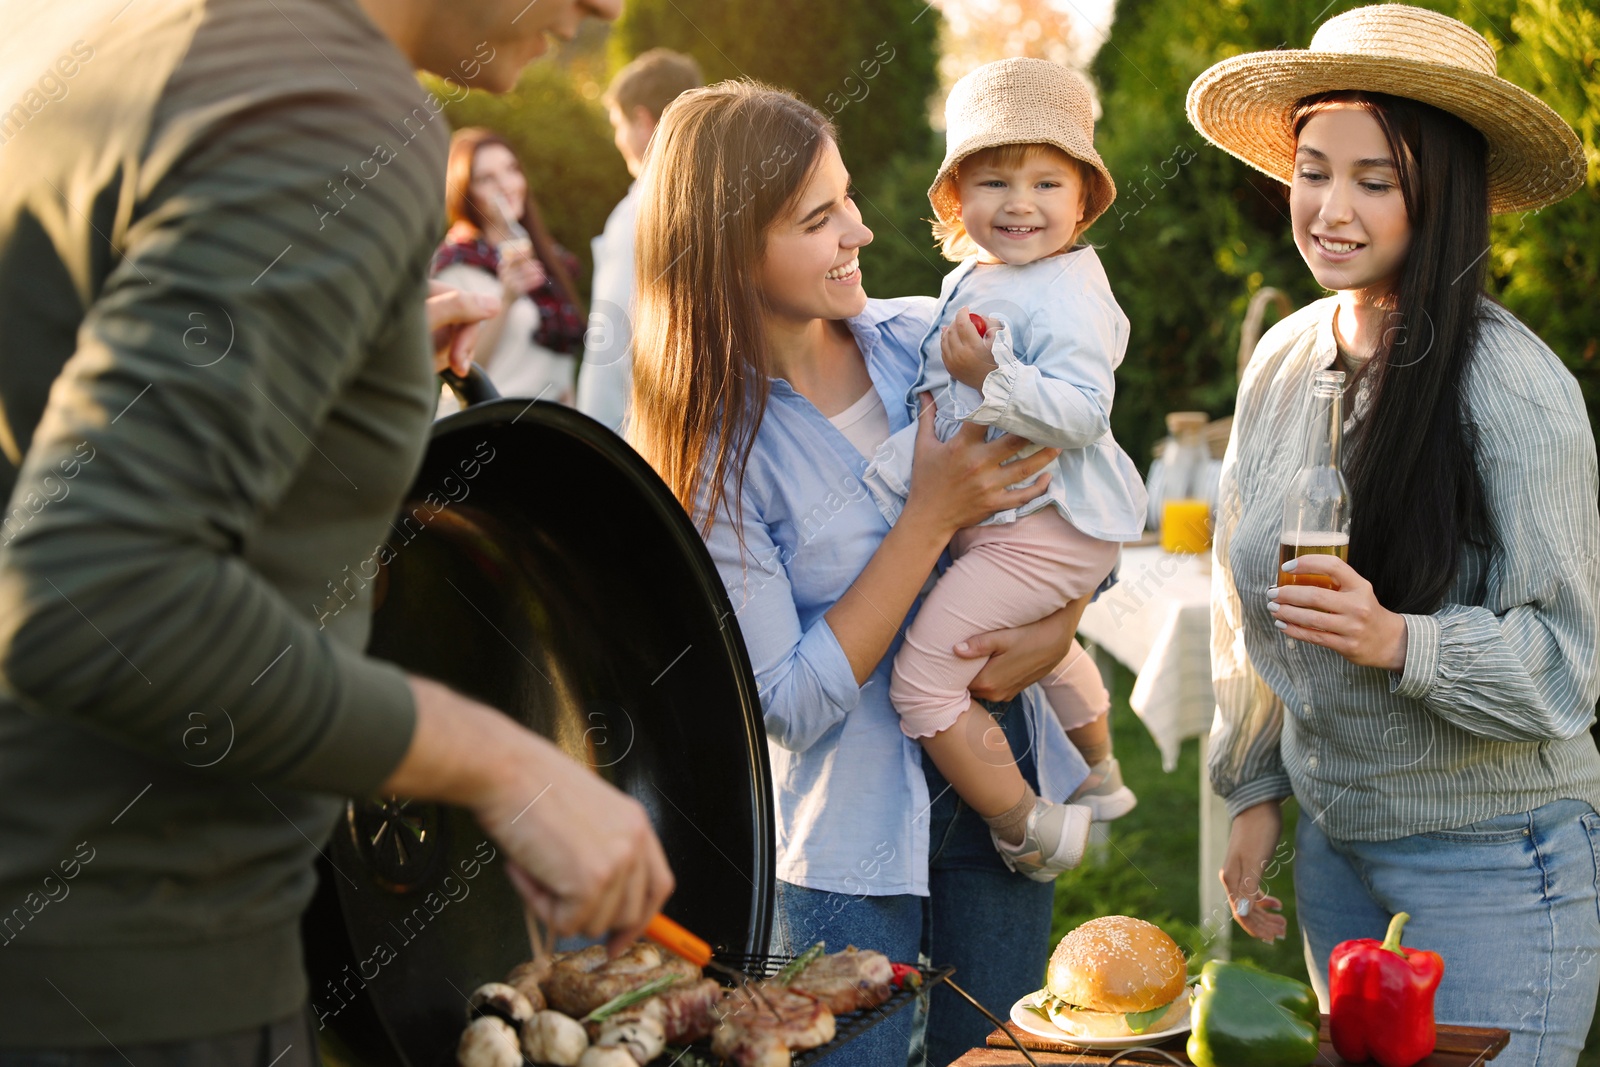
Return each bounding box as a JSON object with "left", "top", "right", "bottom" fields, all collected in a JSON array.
[
  {"left": 928, "top": 58, "right": 1116, "bottom": 230},
  {"left": 1186, "top": 4, "right": 1585, "bottom": 214}
]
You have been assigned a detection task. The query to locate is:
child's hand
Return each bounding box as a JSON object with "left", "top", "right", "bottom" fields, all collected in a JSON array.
[{"left": 941, "top": 306, "right": 998, "bottom": 390}]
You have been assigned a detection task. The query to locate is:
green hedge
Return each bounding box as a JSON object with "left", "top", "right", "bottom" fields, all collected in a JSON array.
[
  {"left": 608, "top": 0, "right": 940, "bottom": 182},
  {"left": 608, "top": 0, "right": 948, "bottom": 305}
]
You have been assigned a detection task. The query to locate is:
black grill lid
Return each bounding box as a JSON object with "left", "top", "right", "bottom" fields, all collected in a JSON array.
[{"left": 303, "top": 391, "right": 774, "bottom": 1067}]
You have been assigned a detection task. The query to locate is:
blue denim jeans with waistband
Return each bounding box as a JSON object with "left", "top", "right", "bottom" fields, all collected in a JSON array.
[
  {"left": 773, "top": 697, "right": 1056, "bottom": 1067},
  {"left": 1295, "top": 797, "right": 1600, "bottom": 1067}
]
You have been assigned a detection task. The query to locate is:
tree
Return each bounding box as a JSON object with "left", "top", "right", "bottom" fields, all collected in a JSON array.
[
  {"left": 608, "top": 0, "right": 949, "bottom": 301},
  {"left": 609, "top": 0, "right": 941, "bottom": 181}
]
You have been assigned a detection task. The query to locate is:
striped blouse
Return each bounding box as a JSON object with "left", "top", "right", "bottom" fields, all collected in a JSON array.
[{"left": 1209, "top": 296, "right": 1600, "bottom": 841}]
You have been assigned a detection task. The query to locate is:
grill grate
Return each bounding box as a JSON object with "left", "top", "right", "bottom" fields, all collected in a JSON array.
[{"left": 706, "top": 953, "right": 952, "bottom": 1067}]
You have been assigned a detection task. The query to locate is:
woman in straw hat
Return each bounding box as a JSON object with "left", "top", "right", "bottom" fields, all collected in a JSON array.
[
  {"left": 629, "top": 80, "right": 1093, "bottom": 1066},
  {"left": 1189, "top": 5, "right": 1598, "bottom": 1060}
]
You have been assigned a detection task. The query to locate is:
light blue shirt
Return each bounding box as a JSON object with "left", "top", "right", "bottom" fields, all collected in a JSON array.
[
  {"left": 577, "top": 181, "right": 641, "bottom": 434},
  {"left": 702, "top": 297, "right": 1090, "bottom": 896},
  {"left": 862, "top": 247, "right": 1148, "bottom": 543}
]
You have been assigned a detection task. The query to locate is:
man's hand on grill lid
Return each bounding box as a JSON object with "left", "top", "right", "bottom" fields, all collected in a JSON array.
[{"left": 385, "top": 675, "right": 675, "bottom": 953}]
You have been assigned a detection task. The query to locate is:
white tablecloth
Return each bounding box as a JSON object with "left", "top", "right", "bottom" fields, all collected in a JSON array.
[
  {"left": 1079, "top": 545, "right": 1216, "bottom": 771},
  {"left": 1078, "top": 543, "right": 1236, "bottom": 951}
]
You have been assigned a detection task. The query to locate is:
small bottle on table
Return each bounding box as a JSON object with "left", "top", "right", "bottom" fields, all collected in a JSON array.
[{"left": 1159, "top": 411, "right": 1213, "bottom": 555}]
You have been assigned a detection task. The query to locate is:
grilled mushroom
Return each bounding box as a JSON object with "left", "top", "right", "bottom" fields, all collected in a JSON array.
[
  {"left": 593, "top": 1016, "right": 664, "bottom": 1064},
  {"left": 469, "top": 982, "right": 535, "bottom": 1028},
  {"left": 521, "top": 1010, "right": 589, "bottom": 1066},
  {"left": 574, "top": 1047, "right": 636, "bottom": 1067},
  {"left": 457, "top": 1016, "right": 521, "bottom": 1067}
]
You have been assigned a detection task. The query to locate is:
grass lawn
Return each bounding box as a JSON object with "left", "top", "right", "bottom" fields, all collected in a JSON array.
[{"left": 1058, "top": 660, "right": 1600, "bottom": 1065}]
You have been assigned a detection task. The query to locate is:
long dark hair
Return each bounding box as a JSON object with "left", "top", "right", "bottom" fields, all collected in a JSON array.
[
  {"left": 629, "top": 82, "right": 835, "bottom": 535},
  {"left": 444, "top": 127, "right": 585, "bottom": 317},
  {"left": 1291, "top": 91, "right": 1488, "bottom": 615}
]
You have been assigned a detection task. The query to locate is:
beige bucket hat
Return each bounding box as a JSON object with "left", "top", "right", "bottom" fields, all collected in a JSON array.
[
  {"left": 928, "top": 58, "right": 1117, "bottom": 231},
  {"left": 1186, "top": 4, "right": 1585, "bottom": 214}
]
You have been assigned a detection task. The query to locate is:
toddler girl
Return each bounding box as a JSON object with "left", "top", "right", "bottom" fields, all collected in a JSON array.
[{"left": 863, "top": 58, "right": 1148, "bottom": 881}]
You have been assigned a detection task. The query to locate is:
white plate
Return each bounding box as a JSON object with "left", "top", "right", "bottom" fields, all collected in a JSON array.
[{"left": 1008, "top": 989, "right": 1192, "bottom": 1050}]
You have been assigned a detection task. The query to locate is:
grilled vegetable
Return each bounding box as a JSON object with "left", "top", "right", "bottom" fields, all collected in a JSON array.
[
  {"left": 775, "top": 942, "right": 825, "bottom": 984},
  {"left": 469, "top": 982, "right": 535, "bottom": 1028},
  {"left": 521, "top": 1010, "right": 588, "bottom": 1066},
  {"left": 575, "top": 1047, "right": 635, "bottom": 1067},
  {"left": 457, "top": 1016, "right": 521, "bottom": 1067}
]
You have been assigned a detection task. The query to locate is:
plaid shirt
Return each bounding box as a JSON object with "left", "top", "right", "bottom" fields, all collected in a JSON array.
[{"left": 1209, "top": 296, "right": 1600, "bottom": 841}]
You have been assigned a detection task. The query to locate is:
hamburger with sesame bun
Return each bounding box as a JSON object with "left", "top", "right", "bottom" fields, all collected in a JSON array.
[{"left": 1035, "top": 916, "right": 1190, "bottom": 1038}]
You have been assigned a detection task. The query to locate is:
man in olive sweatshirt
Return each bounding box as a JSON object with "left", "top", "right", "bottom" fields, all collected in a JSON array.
[{"left": 0, "top": 0, "right": 670, "bottom": 1062}]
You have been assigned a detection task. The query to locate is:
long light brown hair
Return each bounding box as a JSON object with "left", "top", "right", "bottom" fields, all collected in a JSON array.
[
  {"left": 443, "top": 127, "right": 584, "bottom": 316},
  {"left": 629, "top": 82, "right": 835, "bottom": 534}
]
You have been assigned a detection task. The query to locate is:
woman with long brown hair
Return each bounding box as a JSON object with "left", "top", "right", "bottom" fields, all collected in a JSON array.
[
  {"left": 435, "top": 127, "right": 588, "bottom": 406},
  {"left": 629, "top": 81, "right": 1100, "bottom": 1066}
]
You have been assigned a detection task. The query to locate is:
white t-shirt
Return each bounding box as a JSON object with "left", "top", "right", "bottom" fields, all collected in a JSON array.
[
  {"left": 576, "top": 182, "right": 641, "bottom": 434},
  {"left": 827, "top": 385, "right": 892, "bottom": 459}
]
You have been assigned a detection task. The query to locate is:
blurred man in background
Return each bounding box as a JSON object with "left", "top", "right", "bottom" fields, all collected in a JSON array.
[{"left": 576, "top": 48, "right": 703, "bottom": 434}]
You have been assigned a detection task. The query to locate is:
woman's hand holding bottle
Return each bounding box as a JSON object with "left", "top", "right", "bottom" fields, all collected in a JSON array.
[{"left": 1270, "top": 555, "right": 1409, "bottom": 671}]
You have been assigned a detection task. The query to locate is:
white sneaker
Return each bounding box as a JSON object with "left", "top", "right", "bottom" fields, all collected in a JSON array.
[
  {"left": 992, "top": 799, "right": 1092, "bottom": 882},
  {"left": 1068, "top": 757, "right": 1138, "bottom": 822}
]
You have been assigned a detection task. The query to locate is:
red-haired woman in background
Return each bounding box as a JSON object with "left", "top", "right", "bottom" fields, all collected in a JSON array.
[{"left": 434, "top": 127, "right": 588, "bottom": 407}]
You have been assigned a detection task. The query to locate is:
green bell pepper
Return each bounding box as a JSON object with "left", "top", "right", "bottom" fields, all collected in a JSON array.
[{"left": 1187, "top": 960, "right": 1321, "bottom": 1067}]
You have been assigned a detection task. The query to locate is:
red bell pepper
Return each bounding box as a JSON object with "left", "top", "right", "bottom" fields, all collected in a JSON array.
[{"left": 1329, "top": 912, "right": 1444, "bottom": 1067}]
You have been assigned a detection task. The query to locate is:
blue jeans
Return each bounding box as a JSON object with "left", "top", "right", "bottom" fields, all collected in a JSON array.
[
  {"left": 774, "top": 699, "right": 1056, "bottom": 1067},
  {"left": 1295, "top": 798, "right": 1600, "bottom": 1067}
]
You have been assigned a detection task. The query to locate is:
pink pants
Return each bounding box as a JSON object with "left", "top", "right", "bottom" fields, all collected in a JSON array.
[{"left": 890, "top": 508, "right": 1117, "bottom": 739}]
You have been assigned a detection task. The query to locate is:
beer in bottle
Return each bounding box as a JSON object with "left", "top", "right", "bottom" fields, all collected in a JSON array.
[{"left": 1279, "top": 370, "right": 1349, "bottom": 589}]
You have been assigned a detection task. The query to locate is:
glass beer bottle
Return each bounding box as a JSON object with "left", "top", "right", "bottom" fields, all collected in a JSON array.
[{"left": 1279, "top": 369, "right": 1349, "bottom": 589}]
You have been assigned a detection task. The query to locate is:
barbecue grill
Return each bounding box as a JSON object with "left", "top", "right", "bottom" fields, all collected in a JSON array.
[{"left": 303, "top": 378, "right": 777, "bottom": 1067}]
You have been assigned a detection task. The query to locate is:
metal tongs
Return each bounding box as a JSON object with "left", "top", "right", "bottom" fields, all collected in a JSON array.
[{"left": 645, "top": 913, "right": 784, "bottom": 1022}]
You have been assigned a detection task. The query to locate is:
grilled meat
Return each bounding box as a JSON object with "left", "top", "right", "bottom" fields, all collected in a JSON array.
[
  {"left": 657, "top": 977, "right": 724, "bottom": 1043},
  {"left": 542, "top": 943, "right": 699, "bottom": 1018},
  {"left": 712, "top": 983, "right": 835, "bottom": 1067},
  {"left": 785, "top": 946, "right": 895, "bottom": 1014},
  {"left": 506, "top": 958, "right": 553, "bottom": 1012}
]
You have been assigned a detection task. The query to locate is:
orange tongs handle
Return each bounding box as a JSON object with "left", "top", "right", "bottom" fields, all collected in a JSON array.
[{"left": 645, "top": 913, "right": 714, "bottom": 968}]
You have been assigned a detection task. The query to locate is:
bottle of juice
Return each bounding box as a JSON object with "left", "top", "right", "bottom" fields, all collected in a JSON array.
[{"left": 1160, "top": 411, "right": 1212, "bottom": 555}]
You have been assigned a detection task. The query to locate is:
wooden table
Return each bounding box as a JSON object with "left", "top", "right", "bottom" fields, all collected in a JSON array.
[{"left": 951, "top": 1018, "right": 1509, "bottom": 1066}]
